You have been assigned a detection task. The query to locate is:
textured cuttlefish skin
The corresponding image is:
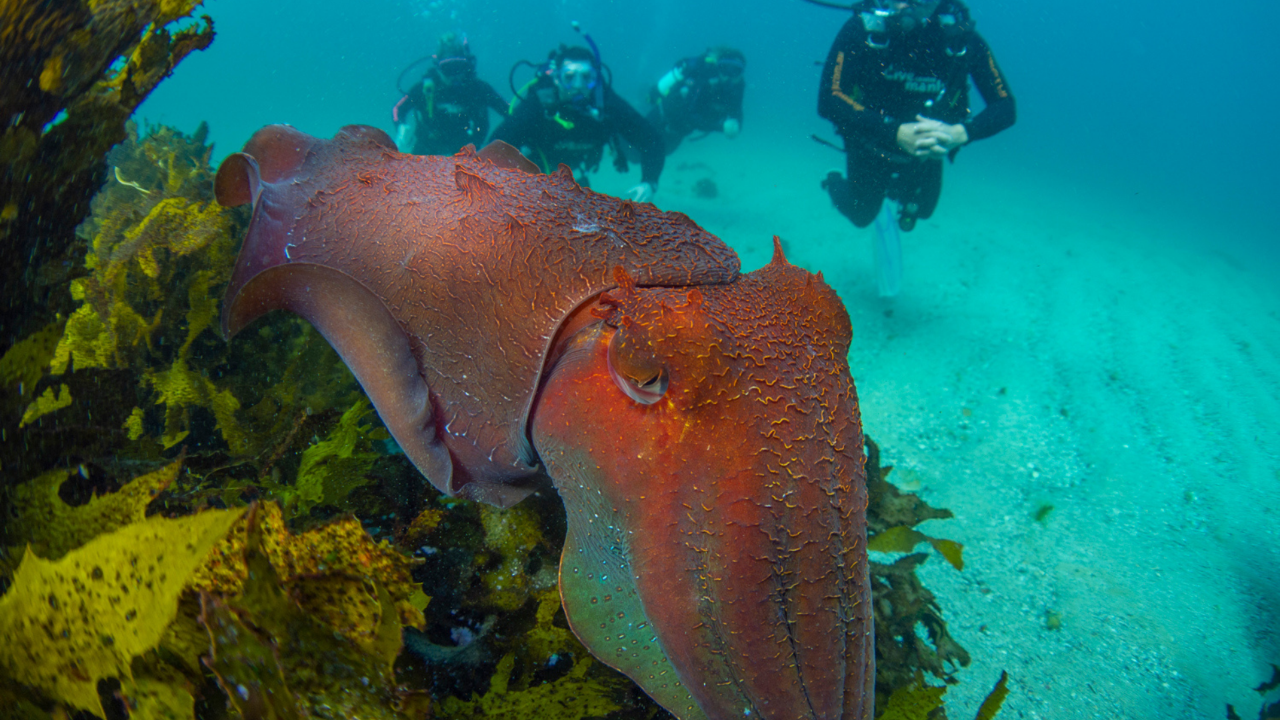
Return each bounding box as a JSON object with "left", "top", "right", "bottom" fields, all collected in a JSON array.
[{"left": 216, "top": 125, "right": 873, "bottom": 720}]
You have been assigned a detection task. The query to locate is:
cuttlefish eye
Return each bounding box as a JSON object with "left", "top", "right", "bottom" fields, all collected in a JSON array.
[{"left": 606, "top": 324, "right": 669, "bottom": 405}]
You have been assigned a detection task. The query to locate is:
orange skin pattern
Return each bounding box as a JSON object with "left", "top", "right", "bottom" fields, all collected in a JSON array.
[
  {"left": 218, "top": 127, "right": 872, "bottom": 719},
  {"left": 533, "top": 257, "right": 873, "bottom": 720}
]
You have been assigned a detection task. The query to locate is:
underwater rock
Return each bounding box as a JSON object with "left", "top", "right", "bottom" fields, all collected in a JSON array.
[{"left": 692, "top": 177, "right": 718, "bottom": 198}]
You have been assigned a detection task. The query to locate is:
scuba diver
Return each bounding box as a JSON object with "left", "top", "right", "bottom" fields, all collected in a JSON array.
[
  {"left": 489, "top": 44, "right": 664, "bottom": 203},
  {"left": 392, "top": 32, "right": 508, "bottom": 156},
  {"left": 646, "top": 47, "right": 746, "bottom": 155},
  {"left": 818, "top": 0, "right": 1015, "bottom": 231}
]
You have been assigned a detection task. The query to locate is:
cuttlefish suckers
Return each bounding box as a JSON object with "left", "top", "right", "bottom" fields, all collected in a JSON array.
[{"left": 216, "top": 125, "right": 873, "bottom": 719}]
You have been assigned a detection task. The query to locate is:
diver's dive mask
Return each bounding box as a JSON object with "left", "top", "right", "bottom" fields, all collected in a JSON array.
[
  {"left": 555, "top": 60, "right": 599, "bottom": 104},
  {"left": 862, "top": 0, "right": 943, "bottom": 45},
  {"left": 711, "top": 56, "right": 745, "bottom": 83},
  {"left": 435, "top": 55, "right": 476, "bottom": 81}
]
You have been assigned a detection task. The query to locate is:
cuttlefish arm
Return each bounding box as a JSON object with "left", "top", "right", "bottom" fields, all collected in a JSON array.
[
  {"left": 215, "top": 125, "right": 739, "bottom": 506},
  {"left": 531, "top": 241, "right": 874, "bottom": 720}
]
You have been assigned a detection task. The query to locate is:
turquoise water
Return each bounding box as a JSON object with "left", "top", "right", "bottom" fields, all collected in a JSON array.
[{"left": 134, "top": 0, "right": 1279, "bottom": 717}]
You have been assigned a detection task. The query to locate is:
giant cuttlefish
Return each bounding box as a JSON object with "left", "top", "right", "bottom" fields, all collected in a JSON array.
[{"left": 216, "top": 125, "right": 874, "bottom": 719}]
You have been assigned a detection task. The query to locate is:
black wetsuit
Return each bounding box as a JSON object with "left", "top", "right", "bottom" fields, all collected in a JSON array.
[
  {"left": 818, "top": 0, "right": 1015, "bottom": 227},
  {"left": 647, "top": 57, "right": 745, "bottom": 155},
  {"left": 394, "top": 69, "right": 508, "bottom": 156},
  {"left": 490, "top": 79, "right": 665, "bottom": 188}
]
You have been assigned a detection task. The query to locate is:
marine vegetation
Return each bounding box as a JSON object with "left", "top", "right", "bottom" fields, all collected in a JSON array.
[
  {"left": 1, "top": 121, "right": 368, "bottom": 517},
  {"left": 0, "top": 461, "right": 427, "bottom": 719}
]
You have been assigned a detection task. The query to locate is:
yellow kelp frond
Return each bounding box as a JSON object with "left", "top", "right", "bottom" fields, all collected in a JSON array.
[
  {"left": 402, "top": 506, "right": 445, "bottom": 548},
  {"left": 436, "top": 653, "right": 623, "bottom": 720},
  {"left": 3, "top": 460, "right": 179, "bottom": 560},
  {"left": 2, "top": 0, "right": 215, "bottom": 357},
  {"left": 869, "top": 525, "right": 965, "bottom": 571},
  {"left": 288, "top": 398, "right": 389, "bottom": 516},
  {"left": 0, "top": 506, "right": 245, "bottom": 716},
  {"left": 864, "top": 436, "right": 971, "bottom": 702},
  {"left": 117, "top": 659, "right": 197, "bottom": 720},
  {"left": 198, "top": 504, "right": 418, "bottom": 720},
  {"left": 190, "top": 502, "right": 426, "bottom": 631},
  {"left": 0, "top": 320, "right": 64, "bottom": 394},
  {"left": 478, "top": 502, "right": 548, "bottom": 611},
  {"left": 18, "top": 383, "right": 73, "bottom": 428},
  {"left": 123, "top": 406, "right": 146, "bottom": 439},
  {"left": 876, "top": 672, "right": 948, "bottom": 720},
  {"left": 523, "top": 588, "right": 586, "bottom": 665},
  {"left": 145, "top": 356, "right": 247, "bottom": 451},
  {"left": 974, "top": 671, "right": 1011, "bottom": 720}
]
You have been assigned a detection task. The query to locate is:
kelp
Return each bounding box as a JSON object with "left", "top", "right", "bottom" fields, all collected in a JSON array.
[
  {"left": 865, "top": 436, "right": 973, "bottom": 709},
  {"left": 0, "top": 503, "right": 245, "bottom": 715},
  {"left": 3, "top": 120, "right": 366, "bottom": 519},
  {"left": 198, "top": 504, "right": 424, "bottom": 720},
  {"left": 1, "top": 459, "right": 179, "bottom": 562},
  {"left": 261, "top": 398, "right": 390, "bottom": 519},
  {"left": 478, "top": 502, "right": 551, "bottom": 612},
  {"left": 876, "top": 670, "right": 1009, "bottom": 720},
  {"left": 869, "top": 525, "right": 964, "bottom": 571},
  {"left": 974, "top": 671, "right": 1010, "bottom": 720},
  {"left": 0, "top": 459, "right": 430, "bottom": 719},
  {"left": 0, "top": 320, "right": 64, "bottom": 417},
  {"left": 189, "top": 501, "right": 427, "bottom": 631},
  {"left": 436, "top": 652, "right": 625, "bottom": 720}
]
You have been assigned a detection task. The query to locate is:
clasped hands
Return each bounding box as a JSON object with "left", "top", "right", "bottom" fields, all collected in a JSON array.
[{"left": 897, "top": 115, "right": 968, "bottom": 158}]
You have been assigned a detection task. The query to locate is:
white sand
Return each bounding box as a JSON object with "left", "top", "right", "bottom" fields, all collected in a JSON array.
[{"left": 594, "top": 132, "right": 1280, "bottom": 719}]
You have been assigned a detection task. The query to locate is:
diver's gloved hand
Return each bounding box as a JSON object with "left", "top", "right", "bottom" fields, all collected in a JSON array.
[
  {"left": 901, "top": 115, "right": 962, "bottom": 157},
  {"left": 915, "top": 115, "right": 968, "bottom": 149},
  {"left": 723, "top": 118, "right": 741, "bottom": 138},
  {"left": 394, "top": 110, "right": 420, "bottom": 154},
  {"left": 626, "top": 182, "right": 655, "bottom": 203},
  {"left": 898, "top": 115, "right": 968, "bottom": 158}
]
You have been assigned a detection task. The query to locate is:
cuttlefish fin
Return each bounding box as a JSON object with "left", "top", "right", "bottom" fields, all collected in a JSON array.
[
  {"left": 215, "top": 124, "right": 457, "bottom": 501},
  {"left": 477, "top": 140, "right": 541, "bottom": 175},
  {"left": 224, "top": 263, "right": 456, "bottom": 500}
]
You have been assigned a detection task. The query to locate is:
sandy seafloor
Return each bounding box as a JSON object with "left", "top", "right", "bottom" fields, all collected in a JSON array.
[{"left": 584, "top": 130, "right": 1280, "bottom": 719}]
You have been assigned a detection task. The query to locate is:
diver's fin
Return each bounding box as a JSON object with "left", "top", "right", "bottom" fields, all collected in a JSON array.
[{"left": 873, "top": 200, "right": 903, "bottom": 297}]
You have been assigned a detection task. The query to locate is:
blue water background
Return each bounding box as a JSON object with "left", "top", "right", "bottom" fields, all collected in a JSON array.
[{"left": 140, "top": 0, "right": 1278, "bottom": 269}]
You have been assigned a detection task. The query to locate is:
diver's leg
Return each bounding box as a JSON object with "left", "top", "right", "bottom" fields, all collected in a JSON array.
[
  {"left": 823, "top": 144, "right": 886, "bottom": 228},
  {"left": 896, "top": 159, "right": 943, "bottom": 230}
]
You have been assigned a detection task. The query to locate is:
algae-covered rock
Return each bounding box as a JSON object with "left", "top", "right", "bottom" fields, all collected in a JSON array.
[
  {"left": 0, "top": 505, "right": 245, "bottom": 715},
  {"left": 1, "top": 0, "right": 215, "bottom": 348}
]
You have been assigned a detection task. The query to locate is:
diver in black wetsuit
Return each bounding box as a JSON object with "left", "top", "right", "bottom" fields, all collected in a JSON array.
[
  {"left": 489, "top": 45, "right": 664, "bottom": 203},
  {"left": 647, "top": 47, "right": 746, "bottom": 155},
  {"left": 392, "top": 32, "right": 508, "bottom": 156},
  {"left": 818, "top": 0, "right": 1015, "bottom": 230}
]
